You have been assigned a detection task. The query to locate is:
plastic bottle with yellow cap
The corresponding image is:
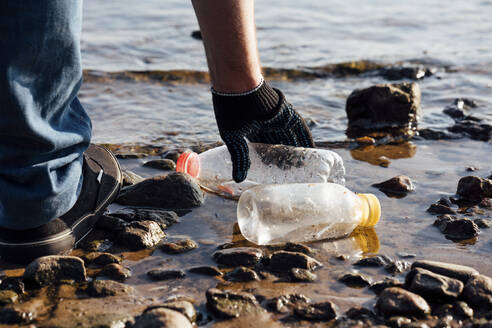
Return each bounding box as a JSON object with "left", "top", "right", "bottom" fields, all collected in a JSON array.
[{"left": 237, "top": 182, "right": 380, "bottom": 245}]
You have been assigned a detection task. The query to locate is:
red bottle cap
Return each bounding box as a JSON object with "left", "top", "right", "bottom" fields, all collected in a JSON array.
[{"left": 176, "top": 151, "right": 200, "bottom": 178}]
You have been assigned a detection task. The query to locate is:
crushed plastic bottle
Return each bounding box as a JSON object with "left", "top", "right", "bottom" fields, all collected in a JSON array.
[
  {"left": 176, "top": 143, "right": 345, "bottom": 198},
  {"left": 237, "top": 183, "right": 380, "bottom": 245}
]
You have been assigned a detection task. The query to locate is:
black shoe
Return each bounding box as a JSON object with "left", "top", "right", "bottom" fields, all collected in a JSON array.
[{"left": 0, "top": 144, "right": 122, "bottom": 264}]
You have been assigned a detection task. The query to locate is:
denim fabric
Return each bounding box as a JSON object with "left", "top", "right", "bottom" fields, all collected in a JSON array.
[{"left": 0, "top": 1, "right": 92, "bottom": 229}]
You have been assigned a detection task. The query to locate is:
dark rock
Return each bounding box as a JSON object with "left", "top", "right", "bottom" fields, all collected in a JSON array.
[
  {"left": 427, "top": 204, "right": 456, "bottom": 215},
  {"left": 147, "top": 269, "right": 185, "bottom": 281},
  {"left": 23, "top": 255, "right": 86, "bottom": 288},
  {"left": 474, "top": 218, "right": 492, "bottom": 228},
  {"left": 188, "top": 266, "right": 222, "bottom": 276},
  {"left": 372, "top": 175, "right": 415, "bottom": 197},
  {"left": 435, "top": 301, "right": 474, "bottom": 320},
  {"left": 162, "top": 150, "right": 181, "bottom": 163},
  {"left": 115, "top": 152, "right": 147, "bottom": 159},
  {"left": 339, "top": 273, "right": 371, "bottom": 288},
  {"left": 354, "top": 254, "right": 393, "bottom": 267},
  {"left": 479, "top": 198, "right": 492, "bottom": 208},
  {"left": 117, "top": 220, "right": 166, "bottom": 249},
  {"left": 143, "top": 159, "right": 176, "bottom": 171},
  {"left": 161, "top": 239, "right": 198, "bottom": 254},
  {"left": 438, "top": 197, "right": 453, "bottom": 207},
  {"left": 269, "top": 251, "right": 322, "bottom": 271},
  {"left": 0, "top": 308, "right": 34, "bottom": 325},
  {"left": 345, "top": 82, "right": 421, "bottom": 137},
  {"left": 122, "top": 170, "right": 144, "bottom": 187},
  {"left": 294, "top": 301, "right": 337, "bottom": 321},
  {"left": 463, "top": 275, "right": 492, "bottom": 310},
  {"left": 266, "top": 242, "right": 314, "bottom": 255},
  {"left": 380, "top": 66, "right": 430, "bottom": 81},
  {"left": 190, "top": 30, "right": 202, "bottom": 40},
  {"left": 386, "top": 316, "right": 413, "bottom": 327},
  {"left": 0, "top": 278, "right": 25, "bottom": 295},
  {"left": 385, "top": 260, "right": 411, "bottom": 274},
  {"left": 116, "top": 173, "right": 204, "bottom": 208},
  {"left": 95, "top": 214, "right": 127, "bottom": 231},
  {"left": 100, "top": 263, "right": 132, "bottom": 281},
  {"left": 146, "top": 300, "right": 197, "bottom": 323},
  {"left": 224, "top": 266, "right": 260, "bottom": 282},
  {"left": 370, "top": 277, "right": 404, "bottom": 295},
  {"left": 87, "top": 280, "right": 134, "bottom": 297},
  {"left": 433, "top": 216, "right": 479, "bottom": 240},
  {"left": 396, "top": 252, "right": 416, "bottom": 259},
  {"left": 417, "top": 128, "right": 459, "bottom": 140},
  {"left": 345, "top": 306, "right": 379, "bottom": 321},
  {"left": 411, "top": 260, "right": 478, "bottom": 283},
  {"left": 266, "top": 294, "right": 310, "bottom": 313},
  {"left": 205, "top": 288, "right": 261, "bottom": 318},
  {"left": 407, "top": 268, "right": 464, "bottom": 301},
  {"left": 82, "top": 252, "right": 122, "bottom": 266},
  {"left": 448, "top": 120, "right": 491, "bottom": 141},
  {"left": 443, "top": 105, "right": 466, "bottom": 120},
  {"left": 80, "top": 238, "right": 113, "bottom": 252},
  {"left": 289, "top": 268, "right": 317, "bottom": 282},
  {"left": 457, "top": 176, "right": 492, "bottom": 201},
  {"left": 0, "top": 291, "right": 18, "bottom": 305},
  {"left": 213, "top": 247, "right": 263, "bottom": 267},
  {"left": 376, "top": 287, "right": 431, "bottom": 318},
  {"left": 111, "top": 207, "right": 179, "bottom": 230},
  {"left": 133, "top": 308, "right": 192, "bottom": 328}
]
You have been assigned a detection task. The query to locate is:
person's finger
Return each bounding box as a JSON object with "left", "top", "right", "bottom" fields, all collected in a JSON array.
[{"left": 222, "top": 132, "right": 251, "bottom": 183}]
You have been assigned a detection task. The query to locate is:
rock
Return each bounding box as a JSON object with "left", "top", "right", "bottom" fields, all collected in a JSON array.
[
  {"left": 133, "top": 308, "right": 192, "bottom": 328},
  {"left": 269, "top": 251, "right": 322, "bottom": 271},
  {"left": 479, "top": 198, "right": 492, "bottom": 208},
  {"left": 339, "top": 273, "right": 371, "bottom": 288},
  {"left": 100, "top": 263, "right": 132, "bottom": 281},
  {"left": 396, "top": 252, "right": 416, "bottom": 259},
  {"left": 116, "top": 173, "right": 204, "bottom": 208},
  {"left": 205, "top": 288, "right": 261, "bottom": 318},
  {"left": 0, "top": 290, "right": 18, "bottom": 305},
  {"left": 143, "top": 159, "right": 176, "bottom": 171},
  {"left": 95, "top": 214, "right": 128, "bottom": 231},
  {"left": 117, "top": 220, "right": 166, "bottom": 249},
  {"left": 158, "top": 300, "right": 196, "bottom": 323},
  {"left": 289, "top": 268, "right": 317, "bottom": 282},
  {"left": 266, "top": 294, "right": 310, "bottom": 313},
  {"left": 443, "top": 104, "right": 466, "bottom": 120},
  {"left": 376, "top": 287, "right": 431, "bottom": 318},
  {"left": 417, "top": 128, "right": 458, "bottom": 140},
  {"left": 213, "top": 247, "right": 263, "bottom": 267},
  {"left": 370, "top": 277, "right": 404, "bottom": 295},
  {"left": 294, "top": 301, "right": 337, "bottom": 321},
  {"left": 407, "top": 268, "right": 464, "bottom": 301},
  {"left": 448, "top": 120, "right": 491, "bottom": 141},
  {"left": 354, "top": 255, "right": 393, "bottom": 267},
  {"left": 162, "top": 150, "right": 181, "bottom": 163},
  {"left": 433, "top": 216, "right": 479, "bottom": 240},
  {"left": 23, "top": 256, "right": 86, "bottom": 288},
  {"left": 87, "top": 280, "right": 134, "bottom": 297},
  {"left": 188, "top": 266, "right": 222, "bottom": 276},
  {"left": 115, "top": 151, "right": 147, "bottom": 159},
  {"left": 82, "top": 252, "right": 122, "bottom": 266},
  {"left": 80, "top": 238, "right": 113, "bottom": 252},
  {"left": 411, "top": 260, "right": 478, "bottom": 283},
  {"left": 345, "top": 306, "right": 378, "bottom": 321},
  {"left": 266, "top": 242, "right": 314, "bottom": 255},
  {"left": 427, "top": 204, "right": 456, "bottom": 215},
  {"left": 345, "top": 82, "right": 421, "bottom": 137},
  {"left": 435, "top": 301, "right": 474, "bottom": 320},
  {"left": 111, "top": 207, "right": 179, "bottom": 230},
  {"left": 372, "top": 175, "right": 415, "bottom": 197},
  {"left": 0, "top": 308, "right": 34, "bottom": 325},
  {"left": 380, "top": 66, "right": 432, "bottom": 81},
  {"left": 224, "top": 267, "right": 260, "bottom": 282},
  {"left": 161, "top": 239, "right": 198, "bottom": 254},
  {"left": 463, "top": 275, "right": 492, "bottom": 310},
  {"left": 385, "top": 260, "right": 411, "bottom": 274},
  {"left": 122, "top": 170, "right": 144, "bottom": 187},
  {"left": 0, "top": 278, "right": 25, "bottom": 295},
  {"left": 457, "top": 176, "right": 492, "bottom": 201},
  {"left": 147, "top": 269, "right": 185, "bottom": 281},
  {"left": 474, "top": 218, "right": 492, "bottom": 228},
  {"left": 190, "top": 30, "right": 202, "bottom": 40}
]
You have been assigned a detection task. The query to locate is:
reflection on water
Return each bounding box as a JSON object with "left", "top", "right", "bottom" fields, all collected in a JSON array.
[
  {"left": 318, "top": 227, "right": 380, "bottom": 258},
  {"left": 350, "top": 142, "right": 417, "bottom": 166}
]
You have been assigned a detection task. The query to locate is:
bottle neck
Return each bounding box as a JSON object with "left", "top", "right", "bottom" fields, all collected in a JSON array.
[{"left": 357, "top": 193, "right": 381, "bottom": 227}]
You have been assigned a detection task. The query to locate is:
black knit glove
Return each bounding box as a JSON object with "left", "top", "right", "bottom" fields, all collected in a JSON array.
[{"left": 213, "top": 87, "right": 315, "bottom": 183}]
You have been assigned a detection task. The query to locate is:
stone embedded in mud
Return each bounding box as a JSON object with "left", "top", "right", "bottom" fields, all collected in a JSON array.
[
  {"left": 117, "top": 220, "right": 166, "bottom": 249},
  {"left": 95, "top": 214, "right": 128, "bottom": 231},
  {"left": 376, "top": 287, "right": 431, "bottom": 318},
  {"left": 370, "top": 278, "right": 404, "bottom": 295},
  {"left": 411, "top": 260, "right": 479, "bottom": 284},
  {"left": 133, "top": 308, "right": 192, "bottom": 328},
  {"left": 289, "top": 268, "right": 317, "bottom": 282},
  {"left": 408, "top": 267, "right": 464, "bottom": 301},
  {"left": 474, "top": 218, "right": 492, "bottom": 228},
  {"left": 294, "top": 301, "right": 337, "bottom": 321},
  {"left": 87, "top": 280, "right": 134, "bottom": 297},
  {"left": 147, "top": 269, "right": 185, "bottom": 281},
  {"left": 433, "top": 215, "right": 479, "bottom": 241},
  {"left": 122, "top": 170, "right": 144, "bottom": 187},
  {"left": 116, "top": 173, "right": 204, "bottom": 209},
  {"left": 354, "top": 254, "right": 393, "bottom": 267},
  {"left": 427, "top": 204, "right": 456, "bottom": 215},
  {"left": 0, "top": 278, "right": 25, "bottom": 295},
  {"left": 266, "top": 242, "right": 314, "bottom": 255},
  {"left": 434, "top": 301, "right": 474, "bottom": 320},
  {"left": 161, "top": 239, "right": 198, "bottom": 254},
  {"left": 385, "top": 260, "right": 411, "bottom": 275},
  {"left": 457, "top": 176, "right": 492, "bottom": 201},
  {"left": 372, "top": 175, "right": 415, "bottom": 197},
  {"left": 224, "top": 266, "right": 260, "bottom": 282},
  {"left": 143, "top": 159, "right": 176, "bottom": 171},
  {"left": 82, "top": 252, "right": 122, "bottom": 266},
  {"left": 0, "top": 290, "right": 18, "bottom": 305},
  {"left": 448, "top": 120, "right": 491, "bottom": 141},
  {"left": 111, "top": 207, "right": 179, "bottom": 230},
  {"left": 269, "top": 251, "right": 322, "bottom": 271},
  {"left": 213, "top": 247, "right": 263, "bottom": 267},
  {"left": 154, "top": 300, "right": 197, "bottom": 323},
  {"left": 339, "top": 273, "right": 371, "bottom": 288},
  {"left": 0, "top": 307, "right": 34, "bottom": 325},
  {"left": 345, "top": 82, "right": 421, "bottom": 137},
  {"left": 205, "top": 288, "right": 261, "bottom": 319},
  {"left": 462, "top": 274, "right": 492, "bottom": 310},
  {"left": 188, "top": 266, "right": 222, "bottom": 276},
  {"left": 345, "top": 306, "right": 379, "bottom": 321},
  {"left": 23, "top": 256, "right": 86, "bottom": 288},
  {"left": 100, "top": 263, "right": 132, "bottom": 281},
  {"left": 266, "top": 294, "right": 310, "bottom": 313}
]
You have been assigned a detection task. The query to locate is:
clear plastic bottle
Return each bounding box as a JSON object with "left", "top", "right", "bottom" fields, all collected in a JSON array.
[
  {"left": 176, "top": 143, "right": 345, "bottom": 198},
  {"left": 237, "top": 183, "right": 380, "bottom": 245}
]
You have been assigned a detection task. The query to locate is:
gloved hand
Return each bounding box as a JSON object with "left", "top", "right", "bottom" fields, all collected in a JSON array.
[{"left": 213, "top": 88, "right": 315, "bottom": 183}]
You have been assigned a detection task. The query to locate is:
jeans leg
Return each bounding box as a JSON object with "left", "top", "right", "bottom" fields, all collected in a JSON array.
[{"left": 0, "top": 0, "right": 92, "bottom": 230}]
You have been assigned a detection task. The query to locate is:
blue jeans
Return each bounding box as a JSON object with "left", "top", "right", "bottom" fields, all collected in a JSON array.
[{"left": 0, "top": 1, "right": 91, "bottom": 230}]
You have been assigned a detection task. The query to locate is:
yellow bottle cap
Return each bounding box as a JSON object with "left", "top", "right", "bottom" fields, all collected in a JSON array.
[{"left": 357, "top": 193, "right": 381, "bottom": 227}]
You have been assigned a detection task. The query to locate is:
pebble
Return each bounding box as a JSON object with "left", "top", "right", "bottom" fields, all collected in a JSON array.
[
  {"left": 269, "top": 251, "right": 322, "bottom": 271},
  {"left": 339, "top": 273, "right": 371, "bottom": 288},
  {"left": 23, "top": 256, "right": 86, "bottom": 288},
  {"left": 411, "top": 260, "right": 479, "bottom": 283},
  {"left": 479, "top": 198, "right": 492, "bottom": 208},
  {"left": 289, "top": 268, "right": 317, "bottom": 282},
  {"left": 116, "top": 173, "right": 204, "bottom": 208},
  {"left": 213, "top": 247, "right": 263, "bottom": 267},
  {"left": 87, "top": 280, "right": 134, "bottom": 297},
  {"left": 0, "top": 290, "right": 18, "bottom": 305},
  {"left": 132, "top": 308, "right": 192, "bottom": 328},
  {"left": 117, "top": 220, "right": 166, "bottom": 249},
  {"left": 457, "top": 176, "right": 492, "bottom": 201},
  {"left": 372, "top": 175, "right": 415, "bottom": 197},
  {"left": 448, "top": 120, "right": 492, "bottom": 142},
  {"left": 427, "top": 204, "right": 457, "bottom": 215},
  {"left": 205, "top": 288, "right": 261, "bottom": 318},
  {"left": 161, "top": 239, "right": 198, "bottom": 254},
  {"left": 224, "top": 266, "right": 260, "bottom": 282},
  {"left": 376, "top": 287, "right": 431, "bottom": 318},
  {"left": 143, "top": 159, "right": 176, "bottom": 171},
  {"left": 462, "top": 274, "right": 492, "bottom": 310},
  {"left": 147, "top": 269, "right": 186, "bottom": 281},
  {"left": 266, "top": 294, "right": 310, "bottom": 313},
  {"left": 266, "top": 242, "right": 314, "bottom": 255},
  {"left": 474, "top": 218, "right": 492, "bottom": 228},
  {"left": 354, "top": 254, "right": 393, "bottom": 267},
  {"left": 95, "top": 215, "right": 127, "bottom": 231},
  {"left": 385, "top": 260, "right": 411, "bottom": 274},
  {"left": 111, "top": 207, "right": 179, "bottom": 230},
  {"left": 294, "top": 301, "right": 337, "bottom": 321},
  {"left": 100, "top": 263, "right": 132, "bottom": 281},
  {"left": 407, "top": 268, "right": 464, "bottom": 301},
  {"left": 345, "top": 306, "right": 378, "bottom": 321},
  {"left": 82, "top": 252, "right": 122, "bottom": 266},
  {"left": 434, "top": 301, "right": 474, "bottom": 320},
  {"left": 433, "top": 215, "right": 479, "bottom": 240},
  {"left": 188, "top": 266, "right": 222, "bottom": 276},
  {"left": 370, "top": 277, "right": 404, "bottom": 295},
  {"left": 146, "top": 300, "right": 197, "bottom": 323}
]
